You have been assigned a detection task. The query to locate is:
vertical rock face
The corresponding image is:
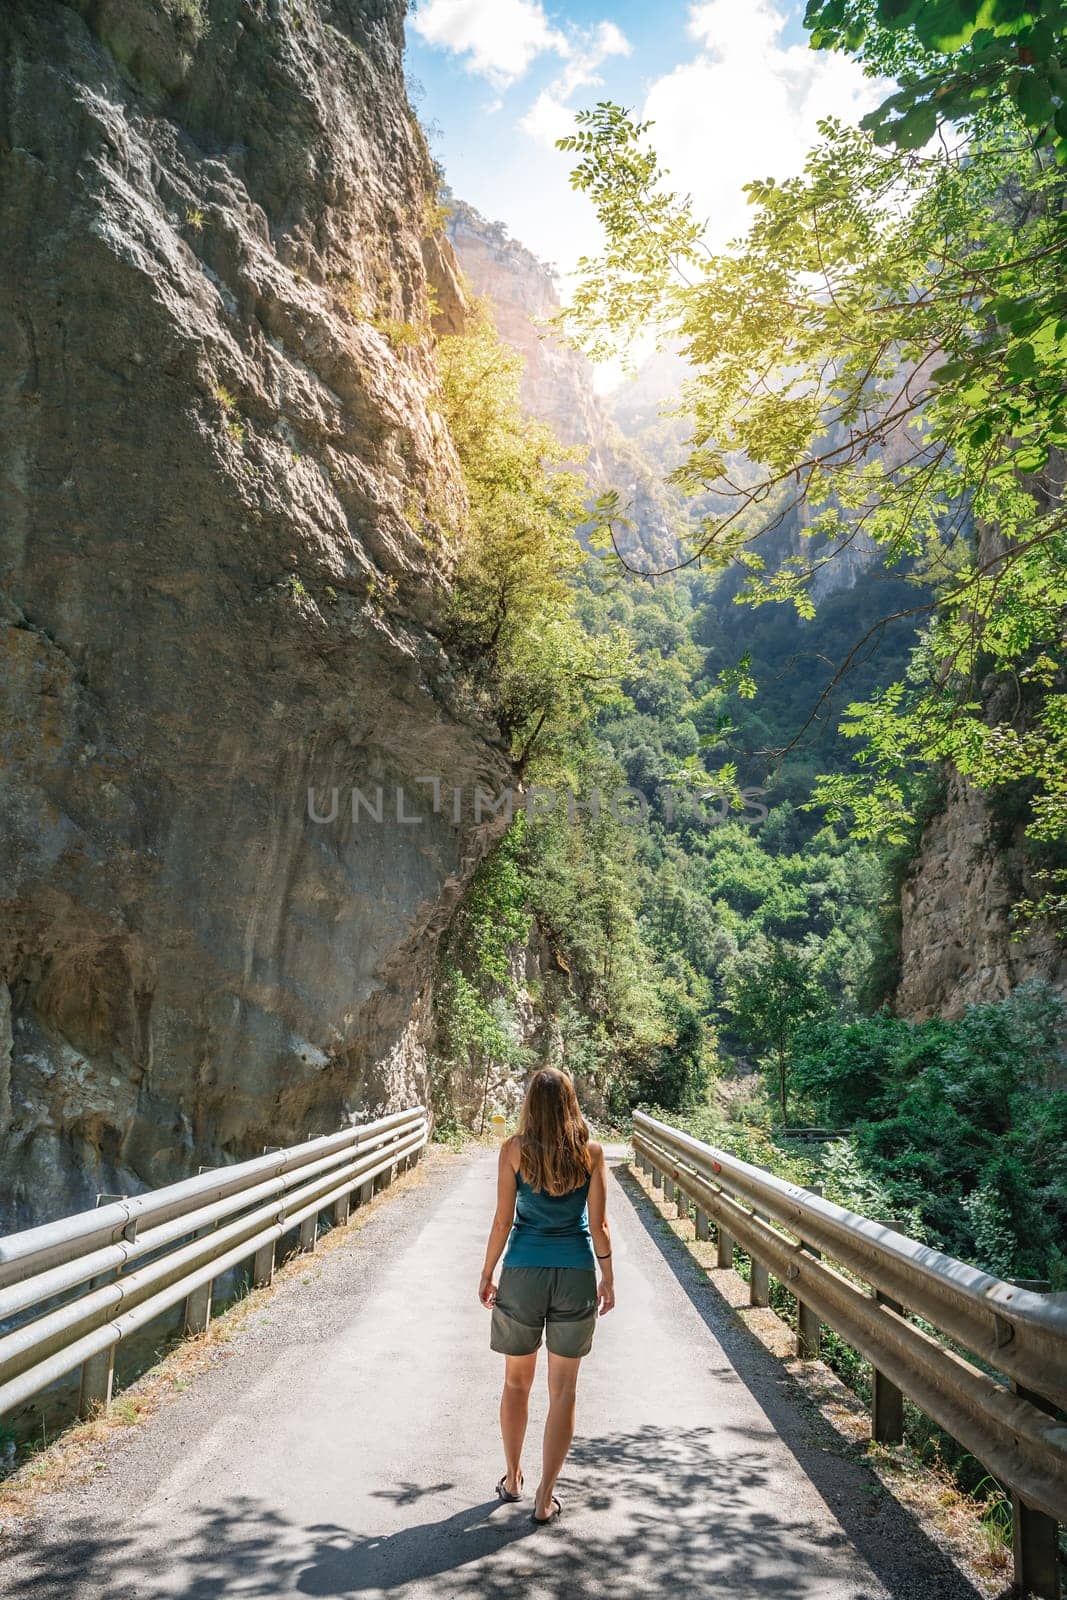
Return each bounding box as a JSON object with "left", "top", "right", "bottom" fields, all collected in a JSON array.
[
  {"left": 0, "top": 0, "right": 510, "bottom": 1227},
  {"left": 896, "top": 771, "right": 1067, "bottom": 1019},
  {"left": 895, "top": 490, "right": 1067, "bottom": 1020},
  {"left": 445, "top": 197, "right": 676, "bottom": 567},
  {"left": 445, "top": 199, "right": 611, "bottom": 468}
]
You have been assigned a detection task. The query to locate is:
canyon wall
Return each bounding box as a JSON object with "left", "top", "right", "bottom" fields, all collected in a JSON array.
[
  {"left": 445, "top": 197, "right": 677, "bottom": 567},
  {"left": 0, "top": 0, "right": 510, "bottom": 1228},
  {"left": 896, "top": 771, "right": 1067, "bottom": 1019},
  {"left": 896, "top": 498, "right": 1067, "bottom": 1019}
]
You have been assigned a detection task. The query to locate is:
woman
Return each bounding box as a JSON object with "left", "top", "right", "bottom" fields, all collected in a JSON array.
[{"left": 478, "top": 1067, "right": 615, "bottom": 1525}]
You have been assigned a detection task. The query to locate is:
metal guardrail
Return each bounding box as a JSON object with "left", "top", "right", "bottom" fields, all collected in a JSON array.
[
  {"left": 0, "top": 1105, "right": 428, "bottom": 1423},
  {"left": 633, "top": 1111, "right": 1067, "bottom": 1600}
]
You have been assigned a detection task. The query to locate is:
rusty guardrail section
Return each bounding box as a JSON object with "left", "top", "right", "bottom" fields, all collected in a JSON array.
[
  {"left": 0, "top": 1105, "right": 428, "bottom": 1422},
  {"left": 633, "top": 1110, "right": 1067, "bottom": 1600}
]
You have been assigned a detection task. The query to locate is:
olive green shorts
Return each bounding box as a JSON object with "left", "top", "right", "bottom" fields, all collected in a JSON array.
[{"left": 490, "top": 1266, "right": 598, "bottom": 1359}]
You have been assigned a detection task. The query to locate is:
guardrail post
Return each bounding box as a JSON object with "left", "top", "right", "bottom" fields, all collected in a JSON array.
[
  {"left": 184, "top": 1275, "right": 212, "bottom": 1334},
  {"left": 333, "top": 1192, "right": 351, "bottom": 1228},
  {"left": 676, "top": 1184, "right": 690, "bottom": 1222},
  {"left": 299, "top": 1214, "right": 318, "bottom": 1254},
  {"left": 695, "top": 1206, "right": 710, "bottom": 1241},
  {"left": 1011, "top": 1381, "right": 1062, "bottom": 1600},
  {"left": 663, "top": 1174, "right": 676, "bottom": 1204},
  {"left": 871, "top": 1289, "right": 905, "bottom": 1443},
  {"left": 716, "top": 1222, "right": 734, "bottom": 1269},
  {"left": 796, "top": 1185, "right": 821, "bottom": 1359},
  {"left": 251, "top": 1240, "right": 275, "bottom": 1289},
  {"left": 651, "top": 1164, "right": 663, "bottom": 1191},
  {"left": 78, "top": 1193, "right": 126, "bottom": 1414},
  {"left": 796, "top": 1292, "right": 820, "bottom": 1358},
  {"left": 358, "top": 1178, "right": 374, "bottom": 1206},
  {"left": 184, "top": 1170, "right": 215, "bottom": 1334},
  {"left": 750, "top": 1255, "right": 770, "bottom": 1306},
  {"left": 78, "top": 1342, "right": 115, "bottom": 1417},
  {"left": 749, "top": 1213, "right": 770, "bottom": 1307}
]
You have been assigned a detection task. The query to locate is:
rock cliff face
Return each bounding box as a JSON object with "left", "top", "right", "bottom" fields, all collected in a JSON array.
[
  {"left": 0, "top": 0, "right": 510, "bottom": 1228},
  {"left": 445, "top": 199, "right": 610, "bottom": 468},
  {"left": 896, "top": 771, "right": 1067, "bottom": 1019},
  {"left": 894, "top": 461, "right": 1067, "bottom": 1020},
  {"left": 445, "top": 197, "right": 676, "bottom": 567}
]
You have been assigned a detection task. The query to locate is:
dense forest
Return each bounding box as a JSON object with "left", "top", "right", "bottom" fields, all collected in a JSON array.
[{"left": 428, "top": 0, "right": 1067, "bottom": 1293}]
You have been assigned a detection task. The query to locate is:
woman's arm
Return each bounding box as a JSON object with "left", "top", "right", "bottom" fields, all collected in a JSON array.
[
  {"left": 479, "top": 1138, "right": 519, "bottom": 1307},
  {"left": 587, "top": 1143, "right": 615, "bottom": 1314}
]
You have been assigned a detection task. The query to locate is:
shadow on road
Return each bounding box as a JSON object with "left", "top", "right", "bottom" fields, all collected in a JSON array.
[
  {"left": 611, "top": 1160, "right": 986, "bottom": 1600},
  {"left": 2, "top": 1427, "right": 894, "bottom": 1600},
  {"left": 0, "top": 1155, "right": 990, "bottom": 1600}
]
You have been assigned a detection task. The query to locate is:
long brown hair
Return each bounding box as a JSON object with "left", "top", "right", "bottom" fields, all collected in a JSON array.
[{"left": 517, "top": 1068, "right": 592, "bottom": 1195}]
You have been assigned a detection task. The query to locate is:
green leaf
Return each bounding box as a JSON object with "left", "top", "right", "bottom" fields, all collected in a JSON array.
[
  {"left": 1013, "top": 70, "right": 1056, "bottom": 125},
  {"left": 891, "top": 101, "right": 939, "bottom": 149},
  {"left": 1007, "top": 341, "right": 1038, "bottom": 376},
  {"left": 1013, "top": 444, "right": 1049, "bottom": 471}
]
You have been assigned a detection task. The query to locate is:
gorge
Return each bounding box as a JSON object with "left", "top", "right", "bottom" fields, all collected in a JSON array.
[{"left": 1, "top": 0, "right": 1063, "bottom": 1242}]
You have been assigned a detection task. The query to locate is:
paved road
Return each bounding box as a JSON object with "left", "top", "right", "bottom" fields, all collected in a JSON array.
[{"left": 0, "top": 1149, "right": 983, "bottom": 1600}]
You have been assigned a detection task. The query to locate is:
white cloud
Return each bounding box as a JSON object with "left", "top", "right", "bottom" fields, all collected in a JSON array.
[
  {"left": 411, "top": 0, "right": 567, "bottom": 87},
  {"left": 521, "top": 89, "right": 580, "bottom": 149},
  {"left": 412, "top": 2, "right": 631, "bottom": 146},
  {"left": 642, "top": 0, "right": 887, "bottom": 249},
  {"left": 556, "top": 20, "right": 631, "bottom": 99},
  {"left": 520, "top": 18, "right": 632, "bottom": 149}
]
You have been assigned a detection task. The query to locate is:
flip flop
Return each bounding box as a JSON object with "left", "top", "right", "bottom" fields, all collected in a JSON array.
[
  {"left": 496, "top": 1473, "right": 523, "bottom": 1502},
  {"left": 532, "top": 1495, "right": 562, "bottom": 1525}
]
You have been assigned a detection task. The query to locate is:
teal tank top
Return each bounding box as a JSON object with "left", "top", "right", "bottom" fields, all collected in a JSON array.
[{"left": 504, "top": 1167, "right": 595, "bottom": 1270}]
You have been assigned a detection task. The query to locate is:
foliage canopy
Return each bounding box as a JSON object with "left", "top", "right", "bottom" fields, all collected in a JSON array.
[{"left": 557, "top": 16, "right": 1067, "bottom": 918}]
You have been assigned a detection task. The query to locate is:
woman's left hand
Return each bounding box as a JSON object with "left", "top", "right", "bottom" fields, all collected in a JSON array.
[{"left": 479, "top": 1273, "right": 497, "bottom": 1308}]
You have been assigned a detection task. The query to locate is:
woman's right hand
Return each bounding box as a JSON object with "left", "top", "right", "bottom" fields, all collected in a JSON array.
[
  {"left": 597, "top": 1276, "right": 615, "bottom": 1315},
  {"left": 479, "top": 1273, "right": 497, "bottom": 1308}
]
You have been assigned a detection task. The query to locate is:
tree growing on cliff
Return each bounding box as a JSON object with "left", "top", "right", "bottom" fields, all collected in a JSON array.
[
  {"left": 556, "top": 12, "right": 1067, "bottom": 919},
  {"left": 437, "top": 313, "right": 631, "bottom": 769}
]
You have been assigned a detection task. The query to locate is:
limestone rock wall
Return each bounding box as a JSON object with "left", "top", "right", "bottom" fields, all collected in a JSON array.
[
  {"left": 445, "top": 197, "right": 676, "bottom": 567},
  {"left": 896, "top": 771, "right": 1067, "bottom": 1019},
  {"left": 0, "top": 0, "right": 510, "bottom": 1228}
]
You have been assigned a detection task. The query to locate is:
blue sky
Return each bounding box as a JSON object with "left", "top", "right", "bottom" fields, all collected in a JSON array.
[{"left": 405, "top": 1, "right": 884, "bottom": 281}]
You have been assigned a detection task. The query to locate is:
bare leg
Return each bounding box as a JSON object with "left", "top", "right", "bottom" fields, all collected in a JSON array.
[
  {"left": 536, "top": 1352, "right": 581, "bottom": 1519},
  {"left": 500, "top": 1352, "right": 536, "bottom": 1494}
]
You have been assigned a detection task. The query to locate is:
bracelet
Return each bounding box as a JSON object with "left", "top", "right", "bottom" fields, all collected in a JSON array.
[{"left": 596, "top": 1251, "right": 612, "bottom": 1260}]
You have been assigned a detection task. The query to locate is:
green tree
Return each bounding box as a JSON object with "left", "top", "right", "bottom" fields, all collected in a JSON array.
[
  {"left": 805, "top": 0, "right": 1067, "bottom": 160},
  {"left": 726, "top": 942, "right": 830, "bottom": 1126},
  {"left": 557, "top": 11, "right": 1067, "bottom": 917},
  {"left": 437, "top": 312, "right": 631, "bottom": 769}
]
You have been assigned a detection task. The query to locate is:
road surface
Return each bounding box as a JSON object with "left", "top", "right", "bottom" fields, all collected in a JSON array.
[{"left": 0, "top": 1148, "right": 983, "bottom": 1599}]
